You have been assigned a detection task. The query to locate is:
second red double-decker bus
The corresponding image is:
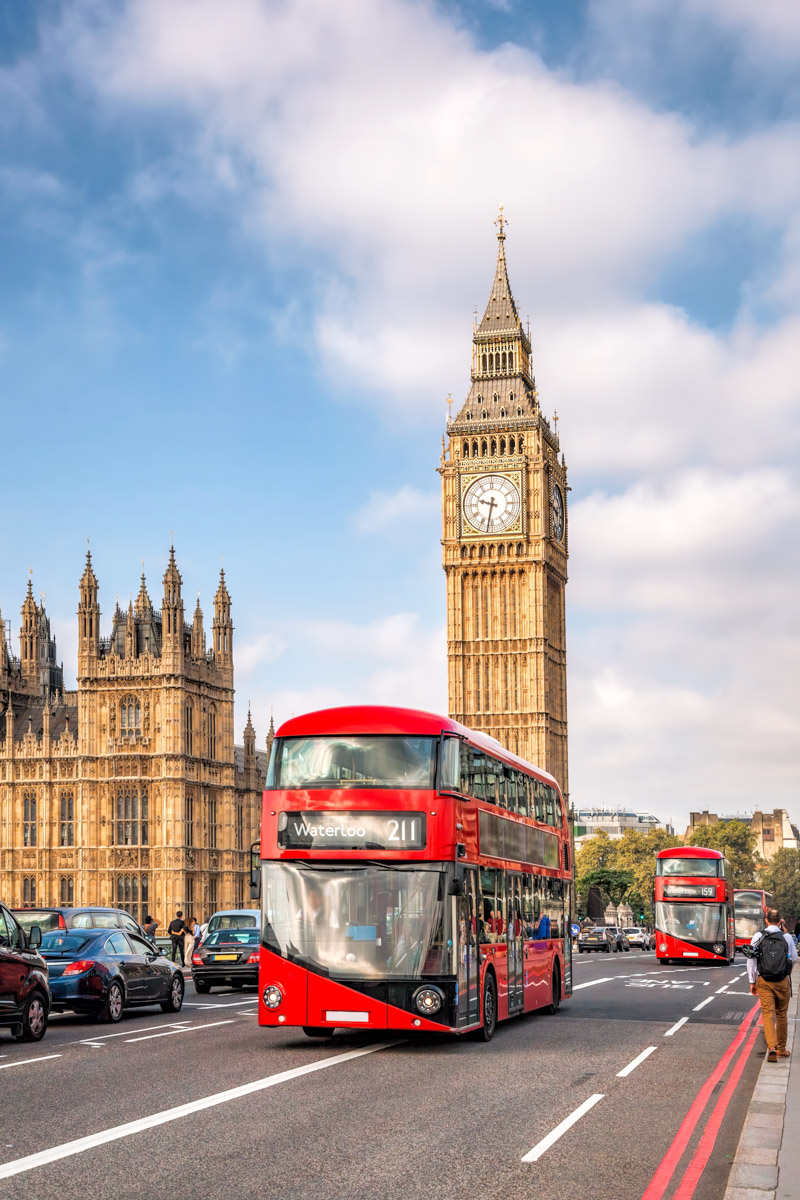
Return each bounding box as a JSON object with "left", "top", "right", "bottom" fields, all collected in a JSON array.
[
  {"left": 734, "top": 888, "right": 774, "bottom": 952},
  {"left": 255, "top": 705, "right": 572, "bottom": 1040},
  {"left": 654, "top": 847, "right": 735, "bottom": 963}
]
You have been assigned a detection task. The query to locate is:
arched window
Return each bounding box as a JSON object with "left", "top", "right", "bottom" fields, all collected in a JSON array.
[
  {"left": 23, "top": 877, "right": 36, "bottom": 905},
  {"left": 516, "top": 406, "right": 522, "bottom": 417},
  {"left": 465, "top": 410, "right": 472, "bottom": 420},
  {"left": 509, "top": 392, "right": 514, "bottom": 404},
  {"left": 23, "top": 791, "right": 36, "bottom": 847},
  {"left": 60, "top": 876, "right": 74, "bottom": 906},
  {"left": 482, "top": 354, "right": 487, "bottom": 372},
  {"left": 208, "top": 706, "right": 217, "bottom": 760},
  {"left": 509, "top": 436, "right": 515, "bottom": 454},
  {"left": 509, "top": 352, "right": 514, "bottom": 371},
  {"left": 490, "top": 438, "right": 497, "bottom": 456},
  {"left": 481, "top": 409, "right": 487, "bottom": 420},
  {"left": 60, "top": 790, "right": 74, "bottom": 847},
  {"left": 471, "top": 440, "right": 479, "bottom": 458},
  {"left": 494, "top": 353, "right": 500, "bottom": 371},
  {"left": 462, "top": 440, "right": 469, "bottom": 458},
  {"left": 481, "top": 439, "right": 488, "bottom": 457},
  {"left": 501, "top": 351, "right": 507, "bottom": 371},
  {"left": 518, "top": 435, "right": 524, "bottom": 453},
  {"left": 500, "top": 437, "right": 506, "bottom": 455},
  {"left": 184, "top": 703, "right": 194, "bottom": 756},
  {"left": 113, "top": 787, "right": 149, "bottom": 847},
  {"left": 120, "top": 695, "right": 141, "bottom": 739}
]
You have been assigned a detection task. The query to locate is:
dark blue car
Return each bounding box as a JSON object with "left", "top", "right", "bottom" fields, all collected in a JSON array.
[{"left": 41, "top": 928, "right": 185, "bottom": 1022}]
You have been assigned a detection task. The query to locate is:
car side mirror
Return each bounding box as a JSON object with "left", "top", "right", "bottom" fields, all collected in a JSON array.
[{"left": 28, "top": 925, "right": 42, "bottom": 949}]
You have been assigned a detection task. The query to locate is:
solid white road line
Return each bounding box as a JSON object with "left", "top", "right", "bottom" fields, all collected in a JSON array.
[
  {"left": 572, "top": 977, "right": 614, "bottom": 991},
  {"left": 0, "top": 1041, "right": 398, "bottom": 1180},
  {"left": 664, "top": 1017, "right": 689, "bottom": 1037},
  {"left": 73, "top": 1022, "right": 190, "bottom": 1046},
  {"left": 616, "top": 1046, "right": 657, "bottom": 1077},
  {"left": 124, "top": 1020, "right": 234, "bottom": 1043},
  {"left": 716, "top": 984, "right": 729, "bottom": 993},
  {"left": 0, "top": 1055, "right": 62, "bottom": 1070},
  {"left": 693, "top": 997, "right": 714, "bottom": 1012},
  {"left": 521, "top": 1094, "right": 605, "bottom": 1162}
]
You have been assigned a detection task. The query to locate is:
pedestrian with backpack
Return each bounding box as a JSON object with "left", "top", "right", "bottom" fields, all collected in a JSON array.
[{"left": 747, "top": 907, "right": 798, "bottom": 1062}]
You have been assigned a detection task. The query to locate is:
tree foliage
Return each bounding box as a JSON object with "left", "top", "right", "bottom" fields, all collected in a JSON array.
[
  {"left": 579, "top": 867, "right": 635, "bottom": 907},
  {"left": 686, "top": 819, "right": 758, "bottom": 886},
  {"left": 759, "top": 849, "right": 800, "bottom": 924}
]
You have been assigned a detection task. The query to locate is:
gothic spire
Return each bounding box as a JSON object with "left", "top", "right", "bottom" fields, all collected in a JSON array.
[
  {"left": 478, "top": 206, "right": 522, "bottom": 335},
  {"left": 80, "top": 544, "right": 97, "bottom": 590},
  {"left": 135, "top": 568, "right": 152, "bottom": 616}
]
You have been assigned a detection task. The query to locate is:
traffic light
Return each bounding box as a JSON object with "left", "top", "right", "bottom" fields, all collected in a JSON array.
[{"left": 639, "top": 911, "right": 645, "bottom": 922}]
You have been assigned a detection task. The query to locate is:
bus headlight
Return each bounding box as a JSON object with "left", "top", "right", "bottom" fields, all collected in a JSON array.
[
  {"left": 413, "top": 986, "right": 444, "bottom": 1016},
  {"left": 713, "top": 943, "right": 724, "bottom": 956},
  {"left": 659, "top": 943, "right": 667, "bottom": 952},
  {"left": 263, "top": 985, "right": 283, "bottom": 1010}
]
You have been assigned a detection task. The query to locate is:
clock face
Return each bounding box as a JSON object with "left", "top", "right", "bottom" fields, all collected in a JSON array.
[
  {"left": 463, "top": 474, "right": 521, "bottom": 534},
  {"left": 551, "top": 483, "right": 565, "bottom": 542}
]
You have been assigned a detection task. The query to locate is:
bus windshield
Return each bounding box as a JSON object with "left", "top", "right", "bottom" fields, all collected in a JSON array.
[
  {"left": 262, "top": 862, "right": 451, "bottom": 979},
  {"left": 269, "top": 735, "right": 437, "bottom": 790},
  {"left": 656, "top": 857, "right": 720, "bottom": 878},
  {"left": 655, "top": 902, "right": 726, "bottom": 943}
]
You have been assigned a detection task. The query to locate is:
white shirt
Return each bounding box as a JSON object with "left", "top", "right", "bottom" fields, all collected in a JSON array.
[{"left": 747, "top": 925, "right": 798, "bottom": 984}]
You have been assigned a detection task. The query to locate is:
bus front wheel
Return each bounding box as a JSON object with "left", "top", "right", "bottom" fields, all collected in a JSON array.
[{"left": 479, "top": 973, "right": 497, "bottom": 1042}]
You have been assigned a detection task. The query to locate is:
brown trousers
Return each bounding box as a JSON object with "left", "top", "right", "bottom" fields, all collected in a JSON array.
[{"left": 757, "top": 976, "right": 791, "bottom": 1051}]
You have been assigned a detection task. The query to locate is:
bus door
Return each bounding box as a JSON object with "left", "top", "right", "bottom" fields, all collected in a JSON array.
[
  {"left": 506, "top": 873, "right": 524, "bottom": 1015},
  {"left": 457, "top": 868, "right": 480, "bottom": 1028}
]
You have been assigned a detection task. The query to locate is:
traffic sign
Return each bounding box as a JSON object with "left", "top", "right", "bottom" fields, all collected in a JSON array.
[{"left": 571, "top": 923, "right": 580, "bottom": 936}]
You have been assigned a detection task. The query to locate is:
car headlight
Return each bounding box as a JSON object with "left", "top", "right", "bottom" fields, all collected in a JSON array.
[
  {"left": 713, "top": 943, "right": 724, "bottom": 956},
  {"left": 262, "top": 984, "right": 283, "bottom": 1010},
  {"left": 412, "top": 985, "right": 444, "bottom": 1016}
]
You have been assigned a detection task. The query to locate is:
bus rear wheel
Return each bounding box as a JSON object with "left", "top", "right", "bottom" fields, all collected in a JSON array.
[
  {"left": 479, "top": 973, "right": 497, "bottom": 1042},
  {"left": 547, "top": 965, "right": 561, "bottom": 1015}
]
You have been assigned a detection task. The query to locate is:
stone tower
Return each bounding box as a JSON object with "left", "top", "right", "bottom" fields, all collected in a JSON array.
[{"left": 439, "top": 211, "right": 569, "bottom": 796}]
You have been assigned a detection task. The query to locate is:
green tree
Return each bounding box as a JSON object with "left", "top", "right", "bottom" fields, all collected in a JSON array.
[
  {"left": 575, "top": 830, "right": 617, "bottom": 876},
  {"left": 687, "top": 819, "right": 758, "bottom": 886},
  {"left": 579, "top": 867, "right": 635, "bottom": 906},
  {"left": 615, "top": 827, "right": 682, "bottom": 924},
  {"left": 759, "top": 849, "right": 800, "bottom": 925}
]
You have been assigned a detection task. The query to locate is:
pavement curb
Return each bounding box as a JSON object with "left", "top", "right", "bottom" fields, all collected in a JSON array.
[{"left": 722, "top": 984, "right": 798, "bottom": 1200}]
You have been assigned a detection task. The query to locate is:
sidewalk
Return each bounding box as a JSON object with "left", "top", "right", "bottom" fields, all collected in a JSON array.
[{"left": 723, "top": 988, "right": 799, "bottom": 1200}]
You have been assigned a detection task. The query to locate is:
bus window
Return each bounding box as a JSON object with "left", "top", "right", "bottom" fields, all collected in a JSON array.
[
  {"left": 544, "top": 786, "right": 556, "bottom": 826},
  {"left": 440, "top": 736, "right": 461, "bottom": 792},
  {"left": 459, "top": 742, "right": 471, "bottom": 795},
  {"left": 496, "top": 764, "right": 508, "bottom": 809},
  {"left": 533, "top": 780, "right": 545, "bottom": 822},
  {"left": 505, "top": 770, "right": 517, "bottom": 813}
]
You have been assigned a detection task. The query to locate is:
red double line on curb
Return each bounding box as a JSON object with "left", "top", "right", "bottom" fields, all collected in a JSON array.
[{"left": 640, "top": 1001, "right": 761, "bottom": 1200}]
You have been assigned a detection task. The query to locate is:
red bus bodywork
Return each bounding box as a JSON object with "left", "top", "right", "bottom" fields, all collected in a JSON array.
[
  {"left": 256, "top": 706, "right": 573, "bottom": 1038},
  {"left": 734, "top": 889, "right": 774, "bottom": 952},
  {"left": 654, "top": 847, "right": 735, "bottom": 964}
]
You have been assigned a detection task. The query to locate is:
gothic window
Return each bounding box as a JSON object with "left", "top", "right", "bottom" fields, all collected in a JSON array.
[
  {"left": 493, "top": 392, "right": 498, "bottom": 403},
  {"left": 500, "top": 409, "right": 506, "bottom": 419},
  {"left": 501, "top": 351, "right": 507, "bottom": 371},
  {"left": 494, "top": 353, "right": 500, "bottom": 371},
  {"left": 60, "top": 876, "right": 74, "bottom": 906},
  {"left": 236, "top": 801, "right": 244, "bottom": 851},
  {"left": 60, "top": 790, "right": 74, "bottom": 847},
  {"left": 509, "top": 436, "right": 515, "bottom": 454},
  {"left": 467, "top": 408, "right": 473, "bottom": 418},
  {"left": 482, "top": 579, "right": 489, "bottom": 639},
  {"left": 516, "top": 407, "right": 522, "bottom": 417},
  {"left": 484, "top": 655, "right": 490, "bottom": 711},
  {"left": 510, "top": 575, "right": 518, "bottom": 637},
  {"left": 462, "top": 440, "right": 469, "bottom": 458},
  {"left": 114, "top": 787, "right": 149, "bottom": 846},
  {"left": 236, "top": 875, "right": 245, "bottom": 909},
  {"left": 184, "top": 703, "right": 194, "bottom": 756},
  {"left": 490, "top": 438, "right": 497, "bottom": 456},
  {"left": 481, "top": 409, "right": 487, "bottom": 420},
  {"left": 471, "top": 440, "right": 478, "bottom": 457},
  {"left": 482, "top": 354, "right": 487, "bottom": 372},
  {"left": 509, "top": 391, "right": 514, "bottom": 403},
  {"left": 475, "top": 659, "right": 481, "bottom": 712},
  {"left": 514, "top": 658, "right": 519, "bottom": 709},
  {"left": 208, "top": 793, "right": 218, "bottom": 849},
  {"left": 187, "top": 876, "right": 195, "bottom": 911},
  {"left": 23, "top": 791, "right": 37, "bottom": 847},
  {"left": 120, "top": 695, "right": 141, "bottom": 739},
  {"left": 518, "top": 435, "right": 524, "bottom": 453},
  {"left": 209, "top": 876, "right": 218, "bottom": 914},
  {"left": 481, "top": 439, "right": 488, "bottom": 457},
  {"left": 509, "top": 352, "right": 515, "bottom": 371},
  {"left": 186, "top": 790, "right": 194, "bottom": 847},
  {"left": 500, "top": 437, "right": 506, "bottom": 455},
  {"left": 116, "top": 875, "right": 149, "bottom": 924},
  {"left": 208, "top": 707, "right": 217, "bottom": 760},
  {"left": 23, "top": 877, "right": 36, "bottom": 905},
  {"left": 504, "top": 660, "right": 509, "bottom": 711}
]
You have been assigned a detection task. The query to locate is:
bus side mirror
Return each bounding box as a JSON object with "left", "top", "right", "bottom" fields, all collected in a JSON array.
[{"left": 250, "top": 842, "right": 261, "bottom": 900}]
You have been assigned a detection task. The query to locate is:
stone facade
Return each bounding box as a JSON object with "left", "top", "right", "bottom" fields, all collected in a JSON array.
[
  {"left": 0, "top": 549, "right": 268, "bottom": 924},
  {"left": 687, "top": 809, "right": 800, "bottom": 862},
  {"left": 440, "top": 212, "right": 569, "bottom": 796}
]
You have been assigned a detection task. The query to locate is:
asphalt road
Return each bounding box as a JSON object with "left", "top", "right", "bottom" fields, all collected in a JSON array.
[{"left": 0, "top": 950, "right": 765, "bottom": 1200}]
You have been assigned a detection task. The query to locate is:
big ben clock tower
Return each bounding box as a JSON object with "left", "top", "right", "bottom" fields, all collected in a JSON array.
[{"left": 439, "top": 211, "right": 569, "bottom": 797}]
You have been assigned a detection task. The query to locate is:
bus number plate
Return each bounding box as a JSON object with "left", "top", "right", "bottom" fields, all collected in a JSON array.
[{"left": 278, "top": 812, "right": 426, "bottom": 851}]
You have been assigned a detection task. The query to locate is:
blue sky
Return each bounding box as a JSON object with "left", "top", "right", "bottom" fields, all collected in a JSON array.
[{"left": 1, "top": 0, "right": 799, "bottom": 828}]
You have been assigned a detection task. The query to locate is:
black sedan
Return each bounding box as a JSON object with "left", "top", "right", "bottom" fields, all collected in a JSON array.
[
  {"left": 40, "top": 928, "right": 185, "bottom": 1022},
  {"left": 192, "top": 929, "right": 260, "bottom": 993}
]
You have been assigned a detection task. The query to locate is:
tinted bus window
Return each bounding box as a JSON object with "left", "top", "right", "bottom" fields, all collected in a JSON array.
[
  {"left": 271, "top": 736, "right": 436, "bottom": 790},
  {"left": 656, "top": 857, "right": 720, "bottom": 877}
]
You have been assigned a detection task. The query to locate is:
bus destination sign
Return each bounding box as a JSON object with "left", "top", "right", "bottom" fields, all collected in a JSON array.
[
  {"left": 663, "top": 884, "right": 717, "bottom": 899},
  {"left": 278, "top": 811, "right": 427, "bottom": 851}
]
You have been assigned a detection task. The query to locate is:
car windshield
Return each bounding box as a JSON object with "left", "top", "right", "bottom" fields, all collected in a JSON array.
[
  {"left": 623, "top": 928, "right": 640, "bottom": 935},
  {"left": 262, "top": 862, "right": 451, "bottom": 979},
  {"left": 40, "top": 932, "right": 93, "bottom": 953},
  {"left": 269, "top": 735, "right": 437, "bottom": 790},
  {"left": 655, "top": 902, "right": 726, "bottom": 942},
  {"left": 204, "top": 930, "right": 260, "bottom": 946},
  {"left": 13, "top": 910, "right": 62, "bottom": 933},
  {"left": 657, "top": 857, "right": 720, "bottom": 877},
  {"left": 207, "top": 915, "right": 258, "bottom": 931}
]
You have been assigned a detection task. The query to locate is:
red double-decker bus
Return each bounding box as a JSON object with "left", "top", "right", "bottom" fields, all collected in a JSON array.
[
  {"left": 654, "top": 847, "right": 735, "bottom": 964},
  {"left": 254, "top": 705, "right": 572, "bottom": 1041},
  {"left": 734, "top": 888, "right": 774, "bottom": 952}
]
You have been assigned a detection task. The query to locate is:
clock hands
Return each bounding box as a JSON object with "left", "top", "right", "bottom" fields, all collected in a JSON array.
[{"left": 479, "top": 495, "right": 498, "bottom": 526}]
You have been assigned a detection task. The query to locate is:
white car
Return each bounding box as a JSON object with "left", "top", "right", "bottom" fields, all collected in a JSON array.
[{"left": 624, "top": 926, "right": 652, "bottom": 949}]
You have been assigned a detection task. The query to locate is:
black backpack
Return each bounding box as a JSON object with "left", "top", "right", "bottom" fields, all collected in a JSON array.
[{"left": 756, "top": 930, "right": 790, "bottom": 982}]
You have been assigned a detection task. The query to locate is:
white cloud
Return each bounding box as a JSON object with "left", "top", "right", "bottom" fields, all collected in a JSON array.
[{"left": 353, "top": 485, "right": 439, "bottom": 534}]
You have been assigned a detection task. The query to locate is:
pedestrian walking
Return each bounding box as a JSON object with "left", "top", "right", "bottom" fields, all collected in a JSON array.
[
  {"left": 143, "top": 914, "right": 159, "bottom": 944},
  {"left": 748, "top": 907, "right": 798, "bottom": 1062},
  {"left": 192, "top": 915, "right": 201, "bottom": 950},
  {"left": 168, "top": 910, "right": 186, "bottom": 965}
]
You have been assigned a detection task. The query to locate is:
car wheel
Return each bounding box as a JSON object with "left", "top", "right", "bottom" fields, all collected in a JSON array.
[
  {"left": 303, "top": 1026, "right": 334, "bottom": 1038},
  {"left": 478, "top": 972, "right": 497, "bottom": 1042},
  {"left": 578, "top": 947, "right": 584, "bottom": 953},
  {"left": 623, "top": 945, "right": 630, "bottom": 952},
  {"left": 194, "top": 980, "right": 210, "bottom": 994},
  {"left": 98, "top": 980, "right": 125, "bottom": 1023},
  {"left": 161, "top": 974, "right": 185, "bottom": 1013},
  {"left": 16, "top": 991, "right": 48, "bottom": 1043},
  {"left": 547, "top": 964, "right": 561, "bottom": 1015}
]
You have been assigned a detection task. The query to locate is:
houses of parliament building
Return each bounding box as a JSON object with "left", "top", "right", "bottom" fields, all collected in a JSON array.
[{"left": 0, "top": 549, "right": 269, "bottom": 922}]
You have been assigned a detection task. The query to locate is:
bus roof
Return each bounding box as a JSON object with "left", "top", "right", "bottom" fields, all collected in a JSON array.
[
  {"left": 274, "top": 705, "right": 561, "bottom": 789},
  {"left": 656, "top": 846, "right": 725, "bottom": 859}
]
